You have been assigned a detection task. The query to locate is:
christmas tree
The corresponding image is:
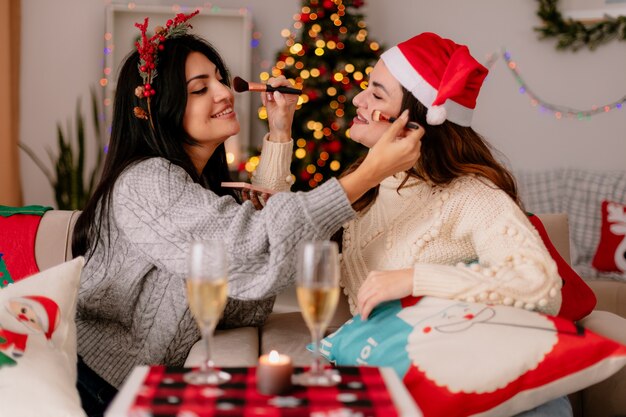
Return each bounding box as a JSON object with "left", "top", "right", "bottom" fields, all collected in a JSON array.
[
  {"left": 0, "top": 253, "right": 14, "bottom": 288},
  {"left": 251, "top": 0, "right": 383, "bottom": 190}
]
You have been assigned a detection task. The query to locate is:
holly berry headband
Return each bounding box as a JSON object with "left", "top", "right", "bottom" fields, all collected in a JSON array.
[{"left": 133, "top": 10, "right": 200, "bottom": 128}]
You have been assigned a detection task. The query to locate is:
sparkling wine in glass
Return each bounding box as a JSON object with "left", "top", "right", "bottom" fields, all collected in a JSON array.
[
  {"left": 294, "top": 240, "right": 341, "bottom": 386},
  {"left": 184, "top": 240, "right": 231, "bottom": 385}
]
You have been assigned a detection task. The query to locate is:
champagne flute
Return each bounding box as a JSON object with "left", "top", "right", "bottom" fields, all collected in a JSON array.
[
  {"left": 294, "top": 240, "right": 341, "bottom": 386},
  {"left": 184, "top": 240, "right": 231, "bottom": 385}
]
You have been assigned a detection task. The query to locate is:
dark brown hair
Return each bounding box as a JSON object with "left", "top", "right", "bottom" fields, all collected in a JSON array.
[
  {"left": 72, "top": 35, "right": 238, "bottom": 258},
  {"left": 343, "top": 87, "right": 520, "bottom": 212}
]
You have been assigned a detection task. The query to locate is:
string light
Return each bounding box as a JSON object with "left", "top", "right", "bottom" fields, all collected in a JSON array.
[{"left": 501, "top": 49, "right": 626, "bottom": 120}]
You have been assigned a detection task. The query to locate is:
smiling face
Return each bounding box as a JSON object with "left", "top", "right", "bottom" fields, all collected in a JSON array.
[
  {"left": 7, "top": 299, "right": 44, "bottom": 333},
  {"left": 182, "top": 52, "right": 239, "bottom": 171},
  {"left": 350, "top": 60, "right": 404, "bottom": 148}
]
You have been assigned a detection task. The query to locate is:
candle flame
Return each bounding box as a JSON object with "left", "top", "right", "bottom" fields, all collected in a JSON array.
[{"left": 269, "top": 350, "right": 280, "bottom": 363}]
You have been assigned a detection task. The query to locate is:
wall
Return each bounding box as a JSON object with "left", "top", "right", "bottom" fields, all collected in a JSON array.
[{"left": 19, "top": 0, "right": 626, "bottom": 206}]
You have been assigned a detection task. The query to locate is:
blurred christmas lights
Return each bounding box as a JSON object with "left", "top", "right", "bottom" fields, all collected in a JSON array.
[{"left": 500, "top": 49, "right": 625, "bottom": 120}]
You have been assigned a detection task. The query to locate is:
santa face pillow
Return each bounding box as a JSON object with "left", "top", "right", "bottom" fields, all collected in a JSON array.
[
  {"left": 592, "top": 200, "right": 626, "bottom": 273},
  {"left": 316, "top": 296, "right": 626, "bottom": 417},
  {"left": 0, "top": 257, "right": 85, "bottom": 417},
  {"left": 1, "top": 295, "right": 60, "bottom": 361}
]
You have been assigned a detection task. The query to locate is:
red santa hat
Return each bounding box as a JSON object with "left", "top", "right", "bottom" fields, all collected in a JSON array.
[
  {"left": 21, "top": 296, "right": 60, "bottom": 340},
  {"left": 381, "top": 32, "right": 488, "bottom": 127}
]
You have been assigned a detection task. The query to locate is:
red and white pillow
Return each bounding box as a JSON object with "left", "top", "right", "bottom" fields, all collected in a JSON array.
[
  {"left": 317, "top": 296, "right": 626, "bottom": 417},
  {"left": 0, "top": 257, "right": 85, "bottom": 417},
  {"left": 527, "top": 213, "right": 596, "bottom": 321},
  {"left": 592, "top": 200, "right": 626, "bottom": 273}
]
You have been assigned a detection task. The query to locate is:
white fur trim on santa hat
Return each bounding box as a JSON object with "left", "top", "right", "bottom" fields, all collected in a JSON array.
[{"left": 381, "top": 46, "right": 474, "bottom": 127}]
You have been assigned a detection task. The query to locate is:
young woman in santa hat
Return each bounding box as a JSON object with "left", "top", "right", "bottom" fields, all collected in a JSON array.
[
  {"left": 344, "top": 33, "right": 563, "bottom": 320},
  {"left": 345, "top": 32, "right": 570, "bottom": 417}
]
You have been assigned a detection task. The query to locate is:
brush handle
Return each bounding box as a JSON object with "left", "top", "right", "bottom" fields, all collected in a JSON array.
[
  {"left": 265, "top": 85, "right": 302, "bottom": 95},
  {"left": 388, "top": 116, "right": 420, "bottom": 130}
]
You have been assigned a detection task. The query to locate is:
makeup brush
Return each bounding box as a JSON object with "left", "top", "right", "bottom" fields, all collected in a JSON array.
[
  {"left": 371, "top": 109, "right": 420, "bottom": 130},
  {"left": 233, "top": 76, "right": 302, "bottom": 95}
]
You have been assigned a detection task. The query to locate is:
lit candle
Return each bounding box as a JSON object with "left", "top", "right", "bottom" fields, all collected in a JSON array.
[{"left": 257, "top": 350, "right": 293, "bottom": 395}]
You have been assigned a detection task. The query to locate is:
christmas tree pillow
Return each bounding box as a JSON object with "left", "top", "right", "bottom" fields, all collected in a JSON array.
[
  {"left": 0, "top": 257, "right": 86, "bottom": 417},
  {"left": 316, "top": 296, "right": 626, "bottom": 417},
  {"left": 591, "top": 200, "right": 626, "bottom": 273}
]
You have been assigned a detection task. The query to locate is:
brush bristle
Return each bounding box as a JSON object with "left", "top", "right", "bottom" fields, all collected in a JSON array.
[
  {"left": 371, "top": 109, "right": 383, "bottom": 122},
  {"left": 233, "top": 76, "right": 249, "bottom": 92}
]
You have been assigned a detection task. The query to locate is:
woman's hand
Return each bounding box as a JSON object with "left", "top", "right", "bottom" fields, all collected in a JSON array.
[
  {"left": 241, "top": 189, "right": 271, "bottom": 210},
  {"left": 362, "top": 110, "right": 424, "bottom": 183},
  {"left": 262, "top": 76, "right": 299, "bottom": 143},
  {"left": 339, "top": 110, "right": 424, "bottom": 203},
  {"left": 357, "top": 268, "right": 414, "bottom": 320}
]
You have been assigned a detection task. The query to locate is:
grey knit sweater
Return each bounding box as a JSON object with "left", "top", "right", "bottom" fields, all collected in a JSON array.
[{"left": 76, "top": 157, "right": 355, "bottom": 387}]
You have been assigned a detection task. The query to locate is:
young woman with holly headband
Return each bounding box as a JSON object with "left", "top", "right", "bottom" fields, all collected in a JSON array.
[
  {"left": 257, "top": 32, "right": 571, "bottom": 416},
  {"left": 71, "top": 10, "right": 422, "bottom": 415}
]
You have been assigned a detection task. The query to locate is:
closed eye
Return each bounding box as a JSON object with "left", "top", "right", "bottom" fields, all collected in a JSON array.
[
  {"left": 191, "top": 87, "right": 208, "bottom": 95},
  {"left": 370, "top": 81, "right": 389, "bottom": 100}
]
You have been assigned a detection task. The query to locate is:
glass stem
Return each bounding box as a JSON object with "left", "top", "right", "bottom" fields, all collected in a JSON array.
[
  {"left": 201, "top": 326, "right": 215, "bottom": 374},
  {"left": 310, "top": 326, "right": 323, "bottom": 375}
]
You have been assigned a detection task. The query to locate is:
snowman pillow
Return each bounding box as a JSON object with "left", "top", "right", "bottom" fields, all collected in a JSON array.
[
  {"left": 0, "top": 257, "right": 85, "bottom": 417},
  {"left": 316, "top": 296, "right": 626, "bottom": 417}
]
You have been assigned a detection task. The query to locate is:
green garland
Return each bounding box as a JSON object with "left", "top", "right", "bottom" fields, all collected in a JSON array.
[{"left": 535, "top": 0, "right": 626, "bottom": 51}]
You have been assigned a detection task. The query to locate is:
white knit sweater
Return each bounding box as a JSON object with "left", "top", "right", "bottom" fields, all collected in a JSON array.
[
  {"left": 251, "top": 135, "right": 295, "bottom": 192},
  {"left": 340, "top": 174, "right": 562, "bottom": 316}
]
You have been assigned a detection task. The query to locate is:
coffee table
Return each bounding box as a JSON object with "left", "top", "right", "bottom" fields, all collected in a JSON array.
[{"left": 105, "top": 365, "right": 421, "bottom": 417}]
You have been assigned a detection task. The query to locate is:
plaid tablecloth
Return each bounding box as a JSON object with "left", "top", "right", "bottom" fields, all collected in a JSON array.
[{"left": 107, "top": 366, "right": 408, "bottom": 417}]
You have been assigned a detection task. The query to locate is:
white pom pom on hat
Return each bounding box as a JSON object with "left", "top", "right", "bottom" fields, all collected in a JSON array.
[
  {"left": 381, "top": 32, "right": 488, "bottom": 127},
  {"left": 426, "top": 105, "right": 447, "bottom": 126}
]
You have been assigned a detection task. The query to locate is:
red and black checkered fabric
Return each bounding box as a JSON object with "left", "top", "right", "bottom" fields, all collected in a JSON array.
[{"left": 130, "top": 366, "right": 399, "bottom": 417}]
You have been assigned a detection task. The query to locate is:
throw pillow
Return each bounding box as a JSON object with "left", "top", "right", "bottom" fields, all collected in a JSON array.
[
  {"left": 563, "top": 170, "right": 626, "bottom": 265},
  {"left": 527, "top": 213, "right": 596, "bottom": 321},
  {"left": 0, "top": 257, "right": 86, "bottom": 417},
  {"left": 515, "top": 169, "right": 566, "bottom": 215},
  {"left": 592, "top": 200, "right": 626, "bottom": 273},
  {"left": 0, "top": 205, "right": 52, "bottom": 283},
  {"left": 316, "top": 296, "right": 626, "bottom": 417}
]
